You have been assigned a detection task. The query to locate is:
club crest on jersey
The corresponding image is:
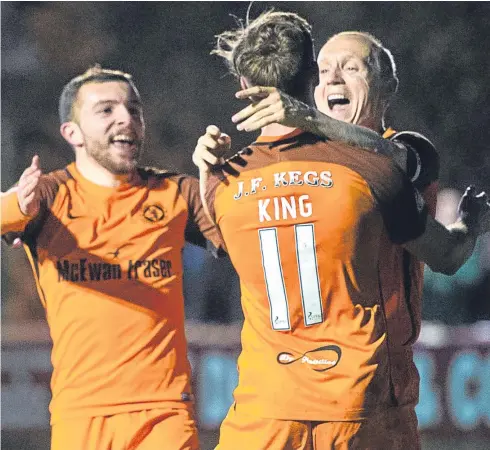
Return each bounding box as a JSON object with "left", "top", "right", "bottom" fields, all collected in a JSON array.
[
  {"left": 277, "top": 345, "right": 342, "bottom": 372},
  {"left": 143, "top": 203, "right": 165, "bottom": 222}
]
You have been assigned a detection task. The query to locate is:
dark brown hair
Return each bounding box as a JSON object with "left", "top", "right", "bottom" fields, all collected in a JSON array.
[{"left": 58, "top": 65, "right": 140, "bottom": 124}]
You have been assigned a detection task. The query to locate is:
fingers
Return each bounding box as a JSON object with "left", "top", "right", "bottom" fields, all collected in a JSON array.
[
  {"left": 245, "top": 111, "right": 287, "bottom": 131},
  {"left": 205, "top": 125, "right": 221, "bottom": 138},
  {"left": 193, "top": 147, "right": 223, "bottom": 168},
  {"left": 232, "top": 90, "right": 281, "bottom": 123},
  {"left": 475, "top": 191, "right": 488, "bottom": 202},
  {"left": 17, "top": 155, "right": 42, "bottom": 216},
  {"left": 19, "top": 156, "right": 41, "bottom": 184},
  {"left": 21, "top": 174, "right": 41, "bottom": 198},
  {"left": 232, "top": 88, "right": 290, "bottom": 131},
  {"left": 235, "top": 103, "right": 284, "bottom": 132},
  {"left": 232, "top": 101, "right": 268, "bottom": 125},
  {"left": 31, "top": 155, "right": 40, "bottom": 170},
  {"left": 235, "top": 86, "right": 276, "bottom": 100},
  {"left": 18, "top": 169, "right": 41, "bottom": 192},
  {"left": 461, "top": 185, "right": 485, "bottom": 201},
  {"left": 458, "top": 185, "right": 490, "bottom": 235},
  {"left": 204, "top": 125, "right": 231, "bottom": 148},
  {"left": 18, "top": 169, "right": 41, "bottom": 194},
  {"left": 197, "top": 132, "right": 227, "bottom": 153},
  {"left": 23, "top": 190, "right": 36, "bottom": 205},
  {"left": 217, "top": 134, "right": 231, "bottom": 147},
  {"left": 193, "top": 126, "right": 231, "bottom": 169},
  {"left": 465, "top": 188, "right": 488, "bottom": 208}
]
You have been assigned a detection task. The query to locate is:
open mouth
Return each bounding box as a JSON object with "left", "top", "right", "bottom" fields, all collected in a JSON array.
[
  {"left": 327, "top": 94, "right": 350, "bottom": 110},
  {"left": 110, "top": 134, "right": 138, "bottom": 150}
]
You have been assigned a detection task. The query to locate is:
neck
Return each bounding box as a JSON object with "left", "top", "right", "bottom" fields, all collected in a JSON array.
[
  {"left": 358, "top": 118, "right": 380, "bottom": 132},
  {"left": 359, "top": 101, "right": 387, "bottom": 132},
  {"left": 75, "top": 149, "right": 135, "bottom": 187},
  {"left": 357, "top": 112, "right": 385, "bottom": 132},
  {"left": 260, "top": 123, "right": 298, "bottom": 137}
]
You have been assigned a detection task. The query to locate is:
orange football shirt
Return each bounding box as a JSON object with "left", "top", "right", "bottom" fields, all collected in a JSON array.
[
  {"left": 1, "top": 162, "right": 222, "bottom": 424},
  {"left": 376, "top": 128, "right": 439, "bottom": 408},
  {"left": 204, "top": 130, "right": 428, "bottom": 421}
]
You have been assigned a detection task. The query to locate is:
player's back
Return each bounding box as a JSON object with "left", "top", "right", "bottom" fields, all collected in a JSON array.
[{"left": 205, "top": 130, "right": 427, "bottom": 420}]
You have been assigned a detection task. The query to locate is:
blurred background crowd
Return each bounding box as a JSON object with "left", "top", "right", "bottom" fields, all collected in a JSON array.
[{"left": 2, "top": 1, "right": 489, "bottom": 325}]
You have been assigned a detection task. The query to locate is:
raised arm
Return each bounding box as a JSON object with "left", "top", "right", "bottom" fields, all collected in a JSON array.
[
  {"left": 403, "top": 186, "right": 490, "bottom": 275},
  {"left": 175, "top": 172, "right": 227, "bottom": 257},
  {"left": 192, "top": 125, "right": 231, "bottom": 228}
]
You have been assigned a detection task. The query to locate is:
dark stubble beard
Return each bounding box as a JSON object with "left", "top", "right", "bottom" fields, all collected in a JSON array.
[{"left": 86, "top": 140, "right": 142, "bottom": 175}]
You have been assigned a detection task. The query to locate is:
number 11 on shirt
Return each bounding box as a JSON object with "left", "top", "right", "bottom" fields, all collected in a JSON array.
[{"left": 258, "top": 224, "right": 323, "bottom": 331}]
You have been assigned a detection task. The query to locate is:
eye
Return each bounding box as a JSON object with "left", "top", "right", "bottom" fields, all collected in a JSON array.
[
  {"left": 320, "top": 68, "right": 331, "bottom": 75},
  {"left": 98, "top": 106, "right": 113, "bottom": 115},
  {"left": 345, "top": 65, "right": 359, "bottom": 72}
]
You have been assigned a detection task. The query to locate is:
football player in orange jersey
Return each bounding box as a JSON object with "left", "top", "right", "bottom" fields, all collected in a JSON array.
[
  {"left": 1, "top": 66, "right": 224, "bottom": 450},
  {"left": 192, "top": 11, "right": 490, "bottom": 450},
  {"left": 194, "top": 31, "right": 441, "bottom": 447}
]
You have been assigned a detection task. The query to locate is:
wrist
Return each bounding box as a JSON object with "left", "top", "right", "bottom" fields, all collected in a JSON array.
[
  {"left": 301, "top": 106, "right": 324, "bottom": 133},
  {"left": 448, "top": 219, "right": 479, "bottom": 238}
]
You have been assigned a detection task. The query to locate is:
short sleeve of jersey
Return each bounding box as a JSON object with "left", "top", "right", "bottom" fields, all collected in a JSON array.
[
  {"left": 389, "top": 131, "right": 439, "bottom": 190},
  {"left": 370, "top": 162, "right": 428, "bottom": 244},
  {"left": 175, "top": 174, "right": 226, "bottom": 257},
  {"left": 1, "top": 189, "right": 29, "bottom": 229}
]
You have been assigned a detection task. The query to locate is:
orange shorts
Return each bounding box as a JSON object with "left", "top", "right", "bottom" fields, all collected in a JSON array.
[
  {"left": 216, "top": 404, "right": 420, "bottom": 450},
  {"left": 51, "top": 407, "right": 200, "bottom": 450}
]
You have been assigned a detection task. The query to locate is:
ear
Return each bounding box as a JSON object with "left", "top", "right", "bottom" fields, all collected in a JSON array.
[
  {"left": 60, "top": 122, "right": 84, "bottom": 148},
  {"left": 240, "top": 76, "right": 250, "bottom": 91},
  {"left": 380, "top": 78, "right": 397, "bottom": 110}
]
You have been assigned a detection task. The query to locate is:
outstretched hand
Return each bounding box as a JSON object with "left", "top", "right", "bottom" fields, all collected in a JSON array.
[
  {"left": 17, "top": 155, "right": 42, "bottom": 217},
  {"left": 457, "top": 185, "right": 490, "bottom": 235},
  {"left": 233, "top": 86, "right": 314, "bottom": 132},
  {"left": 192, "top": 125, "right": 231, "bottom": 170}
]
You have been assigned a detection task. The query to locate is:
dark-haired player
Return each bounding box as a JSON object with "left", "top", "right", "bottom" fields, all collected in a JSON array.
[{"left": 1, "top": 66, "right": 223, "bottom": 450}]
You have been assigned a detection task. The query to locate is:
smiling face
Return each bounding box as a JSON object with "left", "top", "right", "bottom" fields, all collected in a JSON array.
[
  {"left": 314, "top": 33, "right": 387, "bottom": 130},
  {"left": 68, "top": 80, "right": 145, "bottom": 174}
]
